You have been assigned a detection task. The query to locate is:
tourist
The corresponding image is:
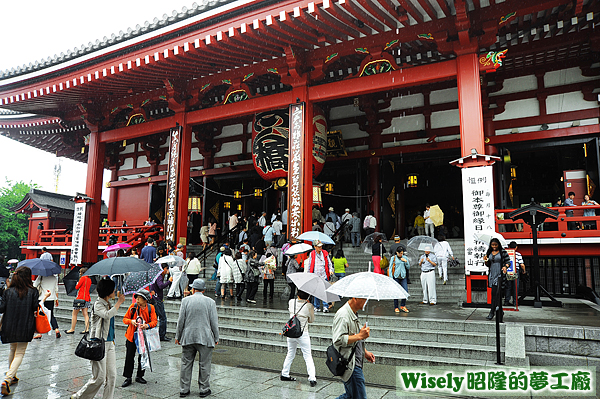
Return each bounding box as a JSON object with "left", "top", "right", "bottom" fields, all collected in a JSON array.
[
  {"left": 332, "top": 249, "right": 349, "bottom": 279},
  {"left": 185, "top": 252, "right": 202, "bottom": 290},
  {"left": 254, "top": 234, "right": 266, "bottom": 256},
  {"left": 341, "top": 208, "right": 352, "bottom": 243},
  {"left": 413, "top": 211, "right": 425, "bottom": 236},
  {"left": 208, "top": 218, "right": 217, "bottom": 244},
  {"left": 149, "top": 264, "right": 172, "bottom": 342},
  {"left": 280, "top": 290, "right": 316, "bottom": 387},
  {"left": 238, "top": 227, "right": 248, "bottom": 248},
  {"left": 312, "top": 205, "right": 323, "bottom": 224},
  {"left": 419, "top": 246, "right": 437, "bottom": 306},
  {"left": 258, "top": 211, "right": 267, "bottom": 228},
  {"left": 483, "top": 238, "right": 510, "bottom": 321},
  {"left": 325, "top": 207, "right": 339, "bottom": 226},
  {"left": 232, "top": 252, "right": 246, "bottom": 301},
  {"left": 435, "top": 235, "right": 454, "bottom": 285},
  {"left": 350, "top": 212, "right": 361, "bottom": 248},
  {"left": 0, "top": 266, "right": 51, "bottom": 396},
  {"left": 363, "top": 210, "right": 376, "bottom": 237},
  {"left": 261, "top": 252, "right": 277, "bottom": 300},
  {"left": 371, "top": 235, "right": 386, "bottom": 275},
  {"left": 582, "top": 194, "right": 598, "bottom": 230},
  {"left": 176, "top": 243, "right": 185, "bottom": 258},
  {"left": 245, "top": 251, "right": 263, "bottom": 303},
  {"left": 424, "top": 203, "right": 434, "bottom": 237},
  {"left": 121, "top": 289, "right": 157, "bottom": 388},
  {"left": 263, "top": 221, "right": 275, "bottom": 247},
  {"left": 218, "top": 248, "right": 235, "bottom": 299},
  {"left": 33, "top": 272, "right": 61, "bottom": 339},
  {"left": 505, "top": 241, "right": 525, "bottom": 306},
  {"left": 175, "top": 279, "right": 219, "bottom": 398},
  {"left": 65, "top": 267, "right": 91, "bottom": 334},
  {"left": 389, "top": 246, "right": 410, "bottom": 313},
  {"left": 141, "top": 238, "right": 156, "bottom": 264},
  {"left": 130, "top": 248, "right": 139, "bottom": 258},
  {"left": 71, "top": 277, "right": 126, "bottom": 399},
  {"left": 281, "top": 209, "right": 288, "bottom": 239},
  {"left": 285, "top": 253, "right": 300, "bottom": 300},
  {"left": 271, "top": 208, "right": 281, "bottom": 223},
  {"left": 331, "top": 296, "right": 375, "bottom": 399},
  {"left": 249, "top": 221, "right": 262, "bottom": 249},
  {"left": 272, "top": 215, "right": 283, "bottom": 246},
  {"left": 311, "top": 219, "right": 323, "bottom": 232},
  {"left": 167, "top": 260, "right": 184, "bottom": 300},
  {"left": 565, "top": 191, "right": 577, "bottom": 230},
  {"left": 40, "top": 247, "right": 53, "bottom": 261},
  {"left": 156, "top": 244, "right": 167, "bottom": 261},
  {"left": 305, "top": 240, "right": 333, "bottom": 312},
  {"left": 324, "top": 217, "right": 336, "bottom": 238},
  {"left": 239, "top": 238, "right": 251, "bottom": 254},
  {"left": 247, "top": 211, "right": 257, "bottom": 231},
  {"left": 200, "top": 224, "right": 209, "bottom": 250}
]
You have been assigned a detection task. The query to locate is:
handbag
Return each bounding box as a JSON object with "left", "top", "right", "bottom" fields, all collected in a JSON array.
[
  {"left": 75, "top": 308, "right": 105, "bottom": 361},
  {"left": 326, "top": 344, "right": 357, "bottom": 376},
  {"left": 282, "top": 301, "right": 307, "bottom": 338},
  {"left": 73, "top": 299, "right": 87, "bottom": 309},
  {"left": 379, "top": 245, "right": 389, "bottom": 270},
  {"left": 448, "top": 257, "right": 460, "bottom": 268},
  {"left": 35, "top": 304, "right": 52, "bottom": 334}
]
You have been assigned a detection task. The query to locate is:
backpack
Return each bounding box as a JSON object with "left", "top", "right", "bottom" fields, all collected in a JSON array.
[{"left": 282, "top": 301, "right": 307, "bottom": 338}]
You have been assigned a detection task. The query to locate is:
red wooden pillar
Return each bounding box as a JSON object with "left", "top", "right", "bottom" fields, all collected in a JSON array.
[
  {"left": 176, "top": 114, "right": 192, "bottom": 248},
  {"left": 368, "top": 157, "right": 381, "bottom": 225},
  {"left": 456, "top": 53, "right": 485, "bottom": 158},
  {"left": 108, "top": 167, "right": 118, "bottom": 221},
  {"left": 82, "top": 129, "right": 105, "bottom": 264}
]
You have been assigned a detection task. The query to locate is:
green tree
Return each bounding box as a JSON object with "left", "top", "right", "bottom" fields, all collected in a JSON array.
[{"left": 0, "top": 180, "right": 38, "bottom": 260}]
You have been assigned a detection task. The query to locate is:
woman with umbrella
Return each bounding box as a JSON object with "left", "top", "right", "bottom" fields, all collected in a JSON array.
[
  {"left": 371, "top": 234, "right": 386, "bottom": 275},
  {"left": 280, "top": 290, "right": 317, "bottom": 387},
  {"left": 0, "top": 267, "right": 51, "bottom": 396},
  {"left": 32, "top": 272, "right": 61, "bottom": 339},
  {"left": 483, "top": 238, "right": 510, "bottom": 321},
  {"left": 72, "top": 277, "right": 126, "bottom": 399},
  {"left": 389, "top": 246, "right": 410, "bottom": 313},
  {"left": 65, "top": 267, "right": 92, "bottom": 335}
]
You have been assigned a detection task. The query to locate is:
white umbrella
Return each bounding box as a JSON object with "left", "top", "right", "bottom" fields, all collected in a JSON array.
[
  {"left": 296, "top": 231, "right": 335, "bottom": 245},
  {"left": 7, "top": 259, "right": 19, "bottom": 264},
  {"left": 407, "top": 235, "right": 438, "bottom": 251},
  {"left": 288, "top": 273, "right": 340, "bottom": 303},
  {"left": 475, "top": 232, "right": 508, "bottom": 248},
  {"left": 156, "top": 255, "right": 186, "bottom": 268},
  {"left": 284, "top": 243, "right": 313, "bottom": 256},
  {"left": 326, "top": 271, "right": 409, "bottom": 300}
]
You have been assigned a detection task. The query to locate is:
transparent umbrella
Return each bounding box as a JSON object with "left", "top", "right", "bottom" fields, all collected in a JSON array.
[
  {"left": 288, "top": 273, "right": 340, "bottom": 303},
  {"left": 475, "top": 232, "right": 508, "bottom": 248},
  {"left": 326, "top": 271, "right": 409, "bottom": 300},
  {"left": 361, "top": 232, "right": 388, "bottom": 254},
  {"left": 156, "top": 255, "right": 186, "bottom": 268}
]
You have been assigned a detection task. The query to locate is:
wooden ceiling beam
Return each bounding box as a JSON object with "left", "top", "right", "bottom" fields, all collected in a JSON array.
[
  {"left": 298, "top": 9, "right": 348, "bottom": 41},
  {"left": 356, "top": 0, "right": 399, "bottom": 29},
  {"left": 322, "top": 1, "right": 371, "bottom": 36},
  {"left": 371, "top": 0, "right": 409, "bottom": 25},
  {"left": 288, "top": 13, "right": 337, "bottom": 44},
  {"left": 340, "top": 0, "right": 387, "bottom": 32},
  {"left": 432, "top": 0, "right": 451, "bottom": 17},
  {"left": 257, "top": 19, "right": 315, "bottom": 49},
  {"left": 414, "top": 0, "right": 438, "bottom": 21},
  {"left": 395, "top": 0, "right": 424, "bottom": 23}
]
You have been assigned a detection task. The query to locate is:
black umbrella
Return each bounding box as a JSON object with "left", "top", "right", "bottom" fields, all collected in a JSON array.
[
  {"left": 18, "top": 259, "right": 61, "bottom": 276},
  {"left": 63, "top": 266, "right": 97, "bottom": 297},
  {"left": 83, "top": 257, "right": 152, "bottom": 277}
]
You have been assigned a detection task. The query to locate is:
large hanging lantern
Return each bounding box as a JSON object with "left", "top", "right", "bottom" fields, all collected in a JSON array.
[{"left": 252, "top": 106, "right": 327, "bottom": 182}]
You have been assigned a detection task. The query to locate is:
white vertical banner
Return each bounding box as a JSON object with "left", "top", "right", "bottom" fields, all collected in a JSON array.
[
  {"left": 164, "top": 126, "right": 182, "bottom": 242},
  {"left": 462, "top": 166, "right": 495, "bottom": 275},
  {"left": 287, "top": 102, "right": 305, "bottom": 239},
  {"left": 70, "top": 202, "right": 86, "bottom": 265}
]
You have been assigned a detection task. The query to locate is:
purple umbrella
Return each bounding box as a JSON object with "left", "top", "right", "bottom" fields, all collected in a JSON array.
[{"left": 103, "top": 243, "right": 132, "bottom": 253}]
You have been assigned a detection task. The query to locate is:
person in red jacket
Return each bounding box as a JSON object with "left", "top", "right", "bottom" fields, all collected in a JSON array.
[
  {"left": 306, "top": 240, "right": 334, "bottom": 313},
  {"left": 121, "top": 289, "right": 158, "bottom": 388},
  {"left": 65, "top": 267, "right": 92, "bottom": 334}
]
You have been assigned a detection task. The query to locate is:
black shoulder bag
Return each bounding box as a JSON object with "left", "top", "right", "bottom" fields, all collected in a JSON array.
[
  {"left": 75, "top": 304, "right": 105, "bottom": 361},
  {"left": 326, "top": 343, "right": 357, "bottom": 377},
  {"left": 282, "top": 300, "right": 307, "bottom": 338}
]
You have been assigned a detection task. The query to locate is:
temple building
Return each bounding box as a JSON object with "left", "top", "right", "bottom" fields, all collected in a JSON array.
[{"left": 1, "top": 0, "right": 599, "bottom": 296}]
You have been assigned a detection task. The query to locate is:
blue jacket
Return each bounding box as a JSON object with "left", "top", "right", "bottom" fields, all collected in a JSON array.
[{"left": 388, "top": 255, "right": 410, "bottom": 279}]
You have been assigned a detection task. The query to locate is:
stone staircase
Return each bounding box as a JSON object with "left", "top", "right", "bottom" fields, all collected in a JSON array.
[{"left": 54, "top": 288, "right": 505, "bottom": 369}]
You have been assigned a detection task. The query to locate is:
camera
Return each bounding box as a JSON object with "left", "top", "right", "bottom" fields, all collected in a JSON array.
[{"left": 425, "top": 254, "right": 429, "bottom": 258}]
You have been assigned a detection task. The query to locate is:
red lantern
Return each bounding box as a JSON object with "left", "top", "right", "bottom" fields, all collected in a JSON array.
[{"left": 252, "top": 106, "right": 327, "bottom": 181}]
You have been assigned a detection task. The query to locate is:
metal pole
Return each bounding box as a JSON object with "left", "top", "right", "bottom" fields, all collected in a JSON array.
[
  {"left": 531, "top": 212, "right": 542, "bottom": 307},
  {"left": 495, "top": 273, "right": 503, "bottom": 365}
]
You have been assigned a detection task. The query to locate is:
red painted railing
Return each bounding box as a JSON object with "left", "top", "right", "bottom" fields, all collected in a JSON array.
[{"left": 495, "top": 205, "right": 600, "bottom": 240}]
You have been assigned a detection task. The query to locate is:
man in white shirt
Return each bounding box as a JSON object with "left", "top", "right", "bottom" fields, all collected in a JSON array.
[
  {"left": 363, "top": 210, "right": 377, "bottom": 236},
  {"left": 424, "top": 203, "right": 434, "bottom": 238},
  {"left": 40, "top": 247, "right": 53, "bottom": 261},
  {"left": 258, "top": 212, "right": 267, "bottom": 228},
  {"left": 228, "top": 212, "right": 238, "bottom": 230},
  {"left": 272, "top": 216, "right": 283, "bottom": 246}
]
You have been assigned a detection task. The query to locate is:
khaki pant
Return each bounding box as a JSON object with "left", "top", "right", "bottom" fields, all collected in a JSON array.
[
  {"left": 180, "top": 343, "right": 213, "bottom": 395},
  {"left": 72, "top": 341, "right": 116, "bottom": 399},
  {"left": 6, "top": 342, "right": 28, "bottom": 381}
]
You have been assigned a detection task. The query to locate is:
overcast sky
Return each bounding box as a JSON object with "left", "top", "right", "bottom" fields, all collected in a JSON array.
[{"left": 0, "top": 0, "right": 193, "bottom": 203}]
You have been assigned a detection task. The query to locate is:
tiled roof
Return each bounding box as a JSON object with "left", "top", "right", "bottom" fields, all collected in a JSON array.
[
  {"left": 11, "top": 189, "right": 108, "bottom": 215},
  {"left": 0, "top": 0, "right": 238, "bottom": 80}
]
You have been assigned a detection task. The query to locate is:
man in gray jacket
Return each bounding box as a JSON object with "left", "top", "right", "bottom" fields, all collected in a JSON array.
[
  {"left": 175, "top": 279, "right": 219, "bottom": 398},
  {"left": 332, "top": 297, "right": 375, "bottom": 399}
]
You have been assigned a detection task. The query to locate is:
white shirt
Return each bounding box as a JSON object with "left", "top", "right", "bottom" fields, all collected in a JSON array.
[
  {"left": 341, "top": 212, "right": 352, "bottom": 223},
  {"left": 228, "top": 214, "right": 238, "bottom": 230},
  {"left": 272, "top": 220, "right": 283, "bottom": 235},
  {"left": 258, "top": 215, "right": 266, "bottom": 227},
  {"left": 33, "top": 275, "right": 59, "bottom": 301},
  {"left": 40, "top": 252, "right": 53, "bottom": 261},
  {"left": 424, "top": 209, "right": 434, "bottom": 225},
  {"left": 364, "top": 215, "right": 377, "bottom": 229},
  {"left": 434, "top": 241, "right": 453, "bottom": 260},
  {"left": 282, "top": 210, "right": 288, "bottom": 225}
]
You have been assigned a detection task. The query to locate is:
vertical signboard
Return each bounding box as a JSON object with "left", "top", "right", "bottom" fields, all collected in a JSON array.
[
  {"left": 70, "top": 202, "right": 86, "bottom": 265},
  {"left": 164, "top": 126, "right": 182, "bottom": 242},
  {"left": 59, "top": 251, "right": 67, "bottom": 267},
  {"left": 462, "top": 166, "right": 495, "bottom": 275},
  {"left": 287, "top": 103, "right": 305, "bottom": 239}
]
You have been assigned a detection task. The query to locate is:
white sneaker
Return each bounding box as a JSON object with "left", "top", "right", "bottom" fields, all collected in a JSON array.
[
  {"left": 323, "top": 308, "right": 329, "bottom": 313},
  {"left": 315, "top": 308, "right": 321, "bottom": 312}
]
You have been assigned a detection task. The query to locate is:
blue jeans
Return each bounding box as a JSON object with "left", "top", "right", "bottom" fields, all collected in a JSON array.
[
  {"left": 335, "top": 273, "right": 346, "bottom": 279},
  {"left": 336, "top": 367, "right": 366, "bottom": 399},
  {"left": 154, "top": 299, "right": 167, "bottom": 339},
  {"left": 351, "top": 232, "right": 360, "bottom": 247},
  {"left": 215, "top": 280, "right": 221, "bottom": 296},
  {"left": 393, "top": 277, "right": 408, "bottom": 308},
  {"left": 313, "top": 297, "right": 328, "bottom": 311}
]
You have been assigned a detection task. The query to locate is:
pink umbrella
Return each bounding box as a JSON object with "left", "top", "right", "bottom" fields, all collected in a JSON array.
[{"left": 103, "top": 243, "right": 132, "bottom": 253}]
